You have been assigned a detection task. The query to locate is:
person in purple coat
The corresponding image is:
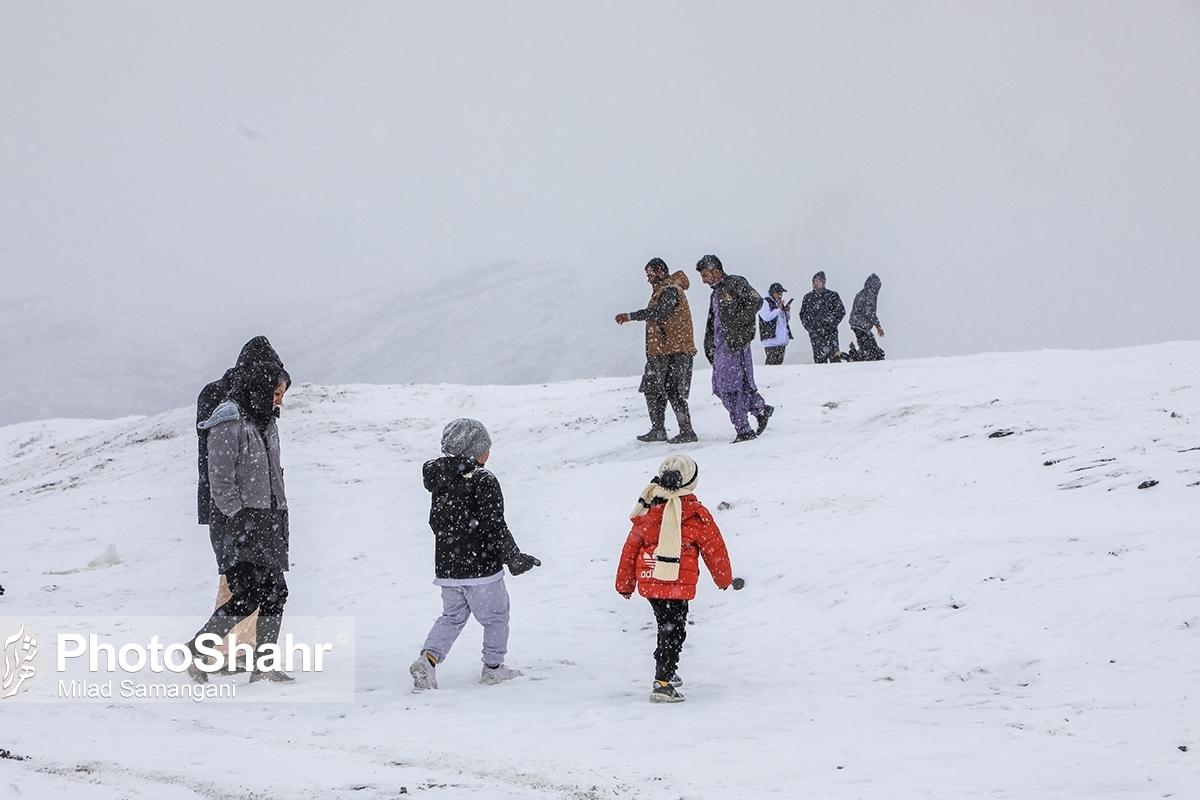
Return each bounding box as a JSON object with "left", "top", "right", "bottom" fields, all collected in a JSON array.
[{"left": 696, "top": 255, "right": 773, "bottom": 443}]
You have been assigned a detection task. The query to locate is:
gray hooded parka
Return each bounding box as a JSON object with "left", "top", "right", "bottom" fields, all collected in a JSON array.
[{"left": 199, "top": 401, "right": 289, "bottom": 572}]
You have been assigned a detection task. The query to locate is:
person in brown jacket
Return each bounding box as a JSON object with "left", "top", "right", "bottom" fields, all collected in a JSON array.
[{"left": 616, "top": 258, "right": 698, "bottom": 443}]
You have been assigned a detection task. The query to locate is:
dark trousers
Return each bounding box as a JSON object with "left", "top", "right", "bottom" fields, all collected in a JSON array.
[
  {"left": 640, "top": 354, "right": 694, "bottom": 433},
  {"left": 192, "top": 561, "right": 288, "bottom": 656},
  {"left": 648, "top": 598, "right": 689, "bottom": 682},
  {"left": 852, "top": 327, "right": 885, "bottom": 361},
  {"left": 764, "top": 346, "right": 787, "bottom": 365},
  {"left": 808, "top": 329, "right": 840, "bottom": 363}
]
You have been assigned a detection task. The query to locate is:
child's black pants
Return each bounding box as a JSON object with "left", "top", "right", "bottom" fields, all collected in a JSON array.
[{"left": 649, "top": 598, "right": 688, "bottom": 682}]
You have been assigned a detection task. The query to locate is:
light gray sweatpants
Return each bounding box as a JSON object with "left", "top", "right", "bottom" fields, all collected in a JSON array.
[{"left": 421, "top": 579, "right": 511, "bottom": 666}]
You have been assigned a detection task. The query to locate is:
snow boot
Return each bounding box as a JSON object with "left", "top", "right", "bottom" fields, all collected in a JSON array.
[
  {"left": 755, "top": 405, "right": 774, "bottom": 436},
  {"left": 637, "top": 428, "right": 668, "bottom": 442},
  {"left": 187, "top": 658, "right": 210, "bottom": 684},
  {"left": 249, "top": 669, "right": 295, "bottom": 684},
  {"left": 649, "top": 680, "right": 685, "bottom": 703},
  {"left": 667, "top": 429, "right": 698, "bottom": 444},
  {"left": 732, "top": 431, "right": 757, "bottom": 444},
  {"left": 480, "top": 664, "right": 522, "bottom": 685},
  {"left": 410, "top": 653, "right": 438, "bottom": 692}
]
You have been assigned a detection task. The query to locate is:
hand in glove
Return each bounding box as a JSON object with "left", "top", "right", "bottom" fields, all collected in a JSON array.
[{"left": 507, "top": 553, "right": 541, "bottom": 576}]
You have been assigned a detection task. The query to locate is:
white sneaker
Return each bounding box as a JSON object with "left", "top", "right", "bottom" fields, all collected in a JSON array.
[
  {"left": 410, "top": 654, "right": 438, "bottom": 692},
  {"left": 480, "top": 664, "right": 521, "bottom": 685}
]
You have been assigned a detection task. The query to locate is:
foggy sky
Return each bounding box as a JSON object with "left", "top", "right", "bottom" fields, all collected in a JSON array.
[{"left": 2, "top": 1, "right": 1199, "bottom": 360}]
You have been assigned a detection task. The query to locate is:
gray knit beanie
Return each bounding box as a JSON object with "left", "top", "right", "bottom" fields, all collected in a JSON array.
[{"left": 441, "top": 418, "right": 492, "bottom": 461}]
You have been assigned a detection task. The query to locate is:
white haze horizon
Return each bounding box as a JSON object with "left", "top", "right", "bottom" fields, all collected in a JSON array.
[{"left": 2, "top": 2, "right": 1199, "bottom": 424}]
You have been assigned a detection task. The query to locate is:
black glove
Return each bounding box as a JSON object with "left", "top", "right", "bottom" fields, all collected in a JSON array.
[
  {"left": 507, "top": 553, "right": 541, "bottom": 576},
  {"left": 0, "top": 583, "right": 5, "bottom": 596}
]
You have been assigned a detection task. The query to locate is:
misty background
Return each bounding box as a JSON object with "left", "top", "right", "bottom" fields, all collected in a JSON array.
[{"left": 1, "top": 2, "right": 1198, "bottom": 426}]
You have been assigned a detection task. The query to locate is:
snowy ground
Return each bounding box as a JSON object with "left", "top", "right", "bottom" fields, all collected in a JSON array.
[{"left": 2, "top": 342, "right": 1199, "bottom": 799}]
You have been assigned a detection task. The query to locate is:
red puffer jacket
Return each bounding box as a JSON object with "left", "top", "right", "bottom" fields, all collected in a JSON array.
[{"left": 615, "top": 494, "right": 733, "bottom": 600}]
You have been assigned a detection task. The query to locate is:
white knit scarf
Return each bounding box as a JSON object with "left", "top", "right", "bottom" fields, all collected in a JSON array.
[{"left": 629, "top": 455, "right": 699, "bottom": 582}]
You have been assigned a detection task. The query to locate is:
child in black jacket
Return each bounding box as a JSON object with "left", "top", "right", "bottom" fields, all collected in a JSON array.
[{"left": 410, "top": 418, "right": 539, "bottom": 692}]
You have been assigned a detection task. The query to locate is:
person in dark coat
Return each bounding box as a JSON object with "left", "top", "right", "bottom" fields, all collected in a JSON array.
[
  {"left": 696, "top": 255, "right": 773, "bottom": 443},
  {"left": 197, "top": 336, "right": 284, "bottom": 526},
  {"left": 846, "top": 273, "right": 886, "bottom": 361},
  {"left": 757, "top": 282, "right": 793, "bottom": 365},
  {"left": 188, "top": 358, "right": 294, "bottom": 685},
  {"left": 798, "top": 271, "right": 846, "bottom": 364},
  {"left": 410, "top": 418, "right": 540, "bottom": 692},
  {"left": 195, "top": 337, "right": 285, "bottom": 669},
  {"left": 615, "top": 258, "right": 698, "bottom": 443}
]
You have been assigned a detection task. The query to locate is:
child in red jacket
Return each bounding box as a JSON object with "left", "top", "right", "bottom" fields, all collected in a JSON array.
[{"left": 615, "top": 454, "right": 733, "bottom": 703}]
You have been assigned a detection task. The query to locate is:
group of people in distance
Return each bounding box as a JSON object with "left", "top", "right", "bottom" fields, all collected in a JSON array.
[
  {"left": 617, "top": 255, "right": 887, "bottom": 444},
  {"left": 785, "top": 271, "right": 886, "bottom": 365},
  {"left": 188, "top": 337, "right": 736, "bottom": 703}
]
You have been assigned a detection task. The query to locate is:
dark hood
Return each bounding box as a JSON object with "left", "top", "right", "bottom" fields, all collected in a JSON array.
[
  {"left": 423, "top": 455, "right": 482, "bottom": 491},
  {"left": 229, "top": 360, "right": 291, "bottom": 433},
  {"left": 864, "top": 273, "right": 881, "bottom": 294},
  {"left": 236, "top": 336, "right": 285, "bottom": 377}
]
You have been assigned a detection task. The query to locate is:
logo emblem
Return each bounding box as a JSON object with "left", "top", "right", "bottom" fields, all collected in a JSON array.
[{"left": 2, "top": 623, "right": 38, "bottom": 699}]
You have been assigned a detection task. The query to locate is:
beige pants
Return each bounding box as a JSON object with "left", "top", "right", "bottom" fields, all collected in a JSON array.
[{"left": 216, "top": 574, "right": 258, "bottom": 653}]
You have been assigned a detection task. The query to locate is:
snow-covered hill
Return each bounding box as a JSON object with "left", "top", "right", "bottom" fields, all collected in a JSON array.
[{"left": 2, "top": 343, "right": 1200, "bottom": 798}]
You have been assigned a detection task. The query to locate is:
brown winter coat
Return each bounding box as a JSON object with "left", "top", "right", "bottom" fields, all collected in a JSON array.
[{"left": 643, "top": 271, "right": 697, "bottom": 357}]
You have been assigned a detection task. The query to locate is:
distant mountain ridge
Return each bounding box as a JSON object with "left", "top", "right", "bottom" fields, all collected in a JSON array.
[{"left": 0, "top": 262, "right": 654, "bottom": 427}]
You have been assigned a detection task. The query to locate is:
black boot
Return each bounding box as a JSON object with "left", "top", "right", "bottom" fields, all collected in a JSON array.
[
  {"left": 248, "top": 615, "right": 294, "bottom": 683},
  {"left": 755, "top": 405, "right": 774, "bottom": 436},
  {"left": 639, "top": 395, "right": 668, "bottom": 442},
  {"left": 668, "top": 402, "right": 697, "bottom": 443}
]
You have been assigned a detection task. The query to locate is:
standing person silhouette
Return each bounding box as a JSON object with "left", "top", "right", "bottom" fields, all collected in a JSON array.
[
  {"left": 615, "top": 258, "right": 698, "bottom": 443},
  {"left": 847, "top": 273, "right": 886, "bottom": 361},
  {"left": 758, "top": 282, "right": 793, "bottom": 365},
  {"left": 799, "top": 271, "right": 846, "bottom": 363},
  {"left": 188, "top": 359, "right": 294, "bottom": 685},
  {"left": 696, "top": 255, "right": 773, "bottom": 442}
]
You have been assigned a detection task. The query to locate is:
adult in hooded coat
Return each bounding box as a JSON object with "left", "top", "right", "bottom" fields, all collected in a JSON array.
[
  {"left": 847, "top": 273, "right": 886, "bottom": 361},
  {"left": 615, "top": 258, "right": 698, "bottom": 444},
  {"left": 696, "top": 255, "right": 773, "bottom": 442},
  {"left": 195, "top": 337, "right": 284, "bottom": 664},
  {"left": 197, "top": 336, "right": 283, "bottom": 526},
  {"left": 188, "top": 359, "right": 294, "bottom": 684},
  {"left": 798, "top": 271, "right": 846, "bottom": 364}
]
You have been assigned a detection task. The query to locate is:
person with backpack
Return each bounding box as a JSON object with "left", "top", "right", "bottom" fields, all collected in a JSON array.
[
  {"left": 410, "top": 418, "right": 540, "bottom": 691},
  {"left": 615, "top": 454, "right": 734, "bottom": 703},
  {"left": 758, "top": 282, "right": 793, "bottom": 365}
]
